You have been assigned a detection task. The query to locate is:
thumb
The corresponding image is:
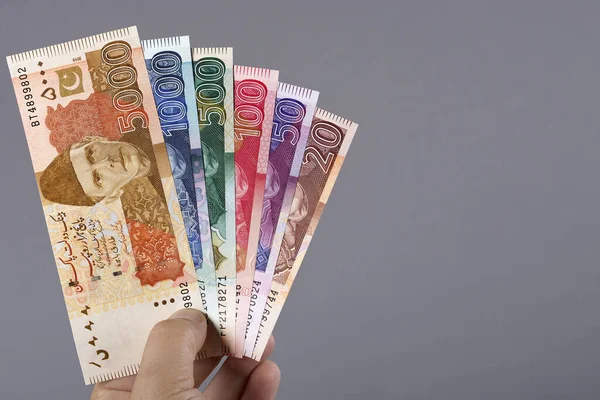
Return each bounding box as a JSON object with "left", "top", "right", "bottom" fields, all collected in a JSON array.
[{"left": 132, "top": 308, "right": 207, "bottom": 400}]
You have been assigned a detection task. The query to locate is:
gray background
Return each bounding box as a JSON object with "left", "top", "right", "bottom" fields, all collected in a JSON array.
[{"left": 1, "top": 0, "right": 599, "bottom": 399}]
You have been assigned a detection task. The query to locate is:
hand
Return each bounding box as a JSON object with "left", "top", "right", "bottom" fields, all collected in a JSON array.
[{"left": 91, "top": 309, "right": 280, "bottom": 400}]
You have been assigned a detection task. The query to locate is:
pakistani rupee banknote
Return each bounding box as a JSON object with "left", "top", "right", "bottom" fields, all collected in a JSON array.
[
  {"left": 242, "top": 83, "right": 319, "bottom": 356},
  {"left": 233, "top": 66, "right": 279, "bottom": 357},
  {"left": 142, "top": 36, "right": 219, "bottom": 330},
  {"left": 249, "top": 109, "right": 357, "bottom": 360},
  {"left": 192, "top": 48, "right": 236, "bottom": 353},
  {"left": 6, "top": 27, "right": 203, "bottom": 384}
]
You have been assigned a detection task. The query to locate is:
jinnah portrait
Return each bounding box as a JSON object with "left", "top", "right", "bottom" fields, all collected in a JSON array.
[
  {"left": 40, "top": 136, "right": 151, "bottom": 206},
  {"left": 41, "top": 92, "right": 185, "bottom": 287}
]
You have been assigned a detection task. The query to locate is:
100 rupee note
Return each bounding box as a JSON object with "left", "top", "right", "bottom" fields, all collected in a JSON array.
[{"left": 233, "top": 66, "right": 279, "bottom": 357}]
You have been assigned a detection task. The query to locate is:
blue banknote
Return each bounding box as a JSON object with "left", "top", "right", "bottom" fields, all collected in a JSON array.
[{"left": 142, "top": 36, "right": 218, "bottom": 322}]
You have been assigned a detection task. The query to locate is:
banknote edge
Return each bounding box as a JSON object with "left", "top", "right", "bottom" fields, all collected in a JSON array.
[
  {"left": 6, "top": 26, "right": 138, "bottom": 68},
  {"left": 192, "top": 47, "right": 232, "bottom": 57},
  {"left": 141, "top": 35, "right": 189, "bottom": 50},
  {"left": 87, "top": 362, "right": 140, "bottom": 385},
  {"left": 234, "top": 65, "right": 279, "bottom": 80},
  {"left": 277, "top": 82, "right": 319, "bottom": 103},
  {"left": 314, "top": 107, "right": 358, "bottom": 131}
]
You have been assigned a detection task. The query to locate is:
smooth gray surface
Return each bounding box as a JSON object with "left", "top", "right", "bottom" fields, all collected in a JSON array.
[{"left": 1, "top": 1, "right": 600, "bottom": 399}]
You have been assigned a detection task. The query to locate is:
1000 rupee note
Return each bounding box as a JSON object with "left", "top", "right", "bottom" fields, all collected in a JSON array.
[
  {"left": 6, "top": 27, "right": 202, "bottom": 384},
  {"left": 233, "top": 66, "right": 279, "bottom": 357},
  {"left": 142, "top": 36, "right": 219, "bottom": 333},
  {"left": 192, "top": 48, "right": 236, "bottom": 354},
  {"left": 241, "top": 83, "right": 318, "bottom": 356},
  {"left": 249, "top": 109, "right": 357, "bottom": 360}
]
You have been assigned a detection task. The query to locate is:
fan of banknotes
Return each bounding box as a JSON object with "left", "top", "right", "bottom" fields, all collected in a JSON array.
[{"left": 6, "top": 26, "right": 357, "bottom": 385}]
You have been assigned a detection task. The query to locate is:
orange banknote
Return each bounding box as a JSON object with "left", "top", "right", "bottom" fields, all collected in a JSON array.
[{"left": 6, "top": 27, "right": 203, "bottom": 384}]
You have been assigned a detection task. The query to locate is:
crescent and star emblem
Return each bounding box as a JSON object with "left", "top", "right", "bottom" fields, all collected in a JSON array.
[
  {"left": 56, "top": 66, "right": 84, "bottom": 97},
  {"left": 61, "top": 71, "right": 81, "bottom": 91}
]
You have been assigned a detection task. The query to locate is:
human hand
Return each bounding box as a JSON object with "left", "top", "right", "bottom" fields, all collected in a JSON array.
[{"left": 91, "top": 309, "right": 280, "bottom": 400}]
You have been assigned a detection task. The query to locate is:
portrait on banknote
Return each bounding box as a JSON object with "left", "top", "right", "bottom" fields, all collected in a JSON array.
[
  {"left": 274, "top": 181, "right": 309, "bottom": 284},
  {"left": 36, "top": 90, "right": 186, "bottom": 287},
  {"left": 40, "top": 135, "right": 152, "bottom": 206}
]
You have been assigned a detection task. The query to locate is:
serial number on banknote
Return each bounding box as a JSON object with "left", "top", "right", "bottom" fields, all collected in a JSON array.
[
  {"left": 217, "top": 276, "right": 227, "bottom": 334},
  {"left": 15, "top": 68, "right": 40, "bottom": 127},
  {"left": 261, "top": 289, "right": 278, "bottom": 323},
  {"left": 180, "top": 282, "right": 193, "bottom": 308},
  {"left": 198, "top": 279, "right": 207, "bottom": 311},
  {"left": 250, "top": 280, "right": 262, "bottom": 308}
]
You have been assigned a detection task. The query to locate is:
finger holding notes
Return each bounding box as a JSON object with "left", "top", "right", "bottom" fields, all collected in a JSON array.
[
  {"left": 92, "top": 310, "right": 280, "bottom": 400},
  {"left": 203, "top": 335, "right": 279, "bottom": 400},
  {"left": 131, "top": 309, "right": 208, "bottom": 399}
]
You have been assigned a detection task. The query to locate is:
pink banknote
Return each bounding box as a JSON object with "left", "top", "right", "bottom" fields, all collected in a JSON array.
[{"left": 233, "top": 66, "right": 278, "bottom": 357}]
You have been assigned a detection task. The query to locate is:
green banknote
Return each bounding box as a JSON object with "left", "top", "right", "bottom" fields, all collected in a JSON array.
[{"left": 192, "top": 48, "right": 236, "bottom": 354}]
